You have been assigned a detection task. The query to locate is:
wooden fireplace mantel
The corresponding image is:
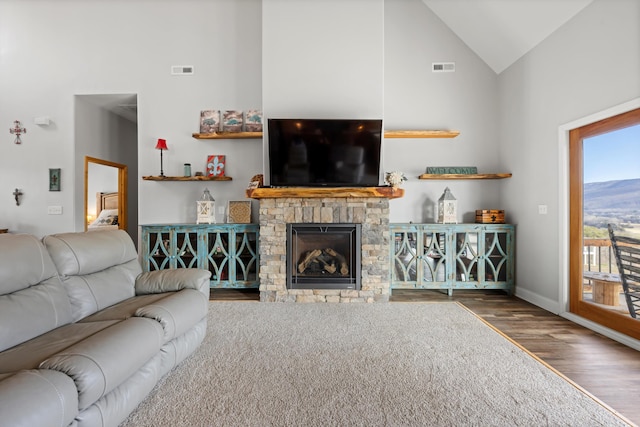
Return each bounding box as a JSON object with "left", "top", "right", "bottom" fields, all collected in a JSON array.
[{"left": 245, "top": 186, "right": 405, "bottom": 199}]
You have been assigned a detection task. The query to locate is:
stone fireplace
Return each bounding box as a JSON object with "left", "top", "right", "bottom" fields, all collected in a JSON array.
[{"left": 249, "top": 187, "right": 402, "bottom": 302}]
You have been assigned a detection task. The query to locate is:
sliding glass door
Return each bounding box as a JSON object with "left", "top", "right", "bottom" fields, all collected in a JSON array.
[{"left": 569, "top": 108, "right": 640, "bottom": 340}]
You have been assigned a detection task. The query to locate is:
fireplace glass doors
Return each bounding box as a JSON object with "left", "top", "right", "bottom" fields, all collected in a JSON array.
[{"left": 287, "top": 223, "right": 361, "bottom": 290}]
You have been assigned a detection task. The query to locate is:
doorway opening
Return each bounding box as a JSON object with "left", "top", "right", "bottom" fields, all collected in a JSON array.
[{"left": 75, "top": 93, "right": 138, "bottom": 242}]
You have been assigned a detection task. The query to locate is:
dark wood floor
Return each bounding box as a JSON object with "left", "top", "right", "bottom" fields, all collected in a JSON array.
[{"left": 210, "top": 288, "right": 640, "bottom": 425}]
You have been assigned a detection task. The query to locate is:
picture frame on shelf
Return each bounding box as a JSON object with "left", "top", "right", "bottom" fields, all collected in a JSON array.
[
  {"left": 222, "top": 110, "right": 243, "bottom": 132},
  {"left": 244, "top": 110, "right": 263, "bottom": 132},
  {"left": 247, "top": 174, "right": 263, "bottom": 189},
  {"left": 227, "top": 200, "right": 251, "bottom": 223},
  {"left": 207, "top": 155, "right": 226, "bottom": 177},
  {"left": 200, "top": 110, "right": 220, "bottom": 134}
]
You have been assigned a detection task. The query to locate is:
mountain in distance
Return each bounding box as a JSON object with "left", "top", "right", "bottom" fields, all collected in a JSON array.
[{"left": 583, "top": 178, "right": 640, "bottom": 212}]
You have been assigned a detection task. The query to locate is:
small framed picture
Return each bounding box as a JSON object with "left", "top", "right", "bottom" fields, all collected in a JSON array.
[
  {"left": 227, "top": 201, "right": 251, "bottom": 223},
  {"left": 49, "top": 168, "right": 61, "bottom": 191},
  {"left": 244, "top": 110, "right": 263, "bottom": 132},
  {"left": 207, "top": 155, "right": 226, "bottom": 177},
  {"left": 200, "top": 110, "right": 220, "bottom": 134},
  {"left": 222, "top": 110, "right": 243, "bottom": 133}
]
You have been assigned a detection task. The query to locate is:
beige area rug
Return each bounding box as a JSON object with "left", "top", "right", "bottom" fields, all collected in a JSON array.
[{"left": 122, "top": 302, "right": 632, "bottom": 427}]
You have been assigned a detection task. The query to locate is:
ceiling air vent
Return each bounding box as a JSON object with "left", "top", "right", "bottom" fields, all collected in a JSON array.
[
  {"left": 171, "top": 65, "right": 194, "bottom": 75},
  {"left": 432, "top": 62, "right": 455, "bottom": 73}
]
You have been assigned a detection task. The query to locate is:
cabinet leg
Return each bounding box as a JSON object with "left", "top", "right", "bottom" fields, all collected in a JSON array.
[{"left": 448, "top": 289, "right": 453, "bottom": 297}]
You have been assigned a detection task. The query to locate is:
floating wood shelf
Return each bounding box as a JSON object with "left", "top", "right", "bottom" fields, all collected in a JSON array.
[
  {"left": 192, "top": 130, "right": 460, "bottom": 140},
  {"left": 246, "top": 186, "right": 404, "bottom": 199},
  {"left": 384, "top": 130, "right": 460, "bottom": 139},
  {"left": 142, "top": 176, "right": 232, "bottom": 181},
  {"left": 192, "top": 132, "right": 262, "bottom": 139},
  {"left": 418, "top": 173, "right": 512, "bottom": 180}
]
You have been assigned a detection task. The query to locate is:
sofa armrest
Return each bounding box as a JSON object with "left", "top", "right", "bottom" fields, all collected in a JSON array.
[
  {"left": 135, "top": 289, "right": 208, "bottom": 342},
  {"left": 135, "top": 269, "right": 211, "bottom": 298},
  {"left": 40, "top": 317, "right": 163, "bottom": 411},
  {"left": 0, "top": 369, "right": 79, "bottom": 427}
]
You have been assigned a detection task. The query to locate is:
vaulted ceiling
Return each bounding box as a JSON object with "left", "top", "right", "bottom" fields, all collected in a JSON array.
[{"left": 422, "top": 0, "right": 595, "bottom": 74}]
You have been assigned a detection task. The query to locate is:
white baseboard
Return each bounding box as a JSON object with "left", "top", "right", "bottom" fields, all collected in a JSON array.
[{"left": 515, "top": 287, "right": 562, "bottom": 314}]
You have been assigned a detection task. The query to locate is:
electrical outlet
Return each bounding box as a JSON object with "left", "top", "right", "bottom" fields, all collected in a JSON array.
[
  {"left": 538, "top": 205, "right": 548, "bottom": 215},
  {"left": 218, "top": 206, "right": 225, "bottom": 214},
  {"left": 48, "top": 206, "right": 62, "bottom": 215}
]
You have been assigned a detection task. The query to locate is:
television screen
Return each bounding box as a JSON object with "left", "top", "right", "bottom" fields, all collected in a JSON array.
[{"left": 267, "top": 118, "right": 383, "bottom": 187}]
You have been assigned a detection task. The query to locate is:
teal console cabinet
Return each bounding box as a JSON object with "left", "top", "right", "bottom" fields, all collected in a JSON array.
[
  {"left": 140, "top": 224, "right": 259, "bottom": 288},
  {"left": 390, "top": 223, "right": 514, "bottom": 295}
]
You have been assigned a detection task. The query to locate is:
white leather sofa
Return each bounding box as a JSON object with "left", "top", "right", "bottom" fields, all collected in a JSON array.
[{"left": 0, "top": 230, "right": 211, "bottom": 427}]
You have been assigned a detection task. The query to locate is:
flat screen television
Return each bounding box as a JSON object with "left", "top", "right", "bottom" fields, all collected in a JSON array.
[{"left": 267, "top": 118, "right": 383, "bottom": 187}]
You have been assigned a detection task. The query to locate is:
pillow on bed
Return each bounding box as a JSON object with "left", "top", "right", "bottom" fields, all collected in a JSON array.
[{"left": 90, "top": 209, "right": 118, "bottom": 227}]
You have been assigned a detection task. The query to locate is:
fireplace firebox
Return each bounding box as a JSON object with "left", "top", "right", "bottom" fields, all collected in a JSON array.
[{"left": 287, "top": 223, "right": 361, "bottom": 290}]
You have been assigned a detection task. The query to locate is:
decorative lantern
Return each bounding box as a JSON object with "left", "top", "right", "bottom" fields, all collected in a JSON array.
[
  {"left": 196, "top": 188, "right": 216, "bottom": 224},
  {"left": 437, "top": 187, "right": 458, "bottom": 224}
]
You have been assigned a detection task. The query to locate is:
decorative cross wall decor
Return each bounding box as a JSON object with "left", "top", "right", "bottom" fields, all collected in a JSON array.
[
  {"left": 9, "top": 120, "right": 26, "bottom": 144},
  {"left": 13, "top": 188, "right": 23, "bottom": 206}
]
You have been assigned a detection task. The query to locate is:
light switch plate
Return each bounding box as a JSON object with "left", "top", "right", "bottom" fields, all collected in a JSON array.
[{"left": 48, "top": 206, "right": 62, "bottom": 215}]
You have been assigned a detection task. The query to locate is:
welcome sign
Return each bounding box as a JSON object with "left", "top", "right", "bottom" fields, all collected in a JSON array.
[{"left": 426, "top": 166, "right": 478, "bottom": 174}]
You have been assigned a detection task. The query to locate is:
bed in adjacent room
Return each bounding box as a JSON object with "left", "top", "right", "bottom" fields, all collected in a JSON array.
[{"left": 88, "top": 192, "right": 119, "bottom": 230}]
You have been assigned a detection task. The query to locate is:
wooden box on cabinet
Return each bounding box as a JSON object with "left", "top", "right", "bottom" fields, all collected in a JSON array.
[
  {"left": 390, "top": 223, "right": 514, "bottom": 295},
  {"left": 475, "top": 209, "right": 505, "bottom": 224},
  {"left": 141, "top": 223, "right": 259, "bottom": 289}
]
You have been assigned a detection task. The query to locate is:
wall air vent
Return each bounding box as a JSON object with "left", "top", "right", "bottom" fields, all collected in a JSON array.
[
  {"left": 171, "top": 65, "right": 194, "bottom": 75},
  {"left": 432, "top": 62, "right": 455, "bottom": 73}
]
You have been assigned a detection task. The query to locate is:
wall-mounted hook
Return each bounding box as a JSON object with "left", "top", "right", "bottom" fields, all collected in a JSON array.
[{"left": 13, "top": 188, "right": 23, "bottom": 206}]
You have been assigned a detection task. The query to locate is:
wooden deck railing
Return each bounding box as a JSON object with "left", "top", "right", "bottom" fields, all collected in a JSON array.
[{"left": 583, "top": 238, "right": 616, "bottom": 274}]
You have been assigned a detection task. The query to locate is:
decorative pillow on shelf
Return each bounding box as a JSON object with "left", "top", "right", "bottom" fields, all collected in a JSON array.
[{"left": 90, "top": 209, "right": 119, "bottom": 227}]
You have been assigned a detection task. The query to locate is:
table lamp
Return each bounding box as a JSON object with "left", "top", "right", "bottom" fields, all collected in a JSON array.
[{"left": 155, "top": 138, "right": 168, "bottom": 177}]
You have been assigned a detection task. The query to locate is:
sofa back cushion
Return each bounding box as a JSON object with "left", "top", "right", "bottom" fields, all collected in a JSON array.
[
  {"left": 43, "top": 230, "right": 141, "bottom": 321},
  {"left": 0, "top": 234, "right": 73, "bottom": 352}
]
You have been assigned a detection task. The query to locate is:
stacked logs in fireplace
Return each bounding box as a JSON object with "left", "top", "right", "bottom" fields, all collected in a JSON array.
[
  {"left": 298, "top": 247, "right": 349, "bottom": 276},
  {"left": 287, "top": 223, "right": 361, "bottom": 290}
]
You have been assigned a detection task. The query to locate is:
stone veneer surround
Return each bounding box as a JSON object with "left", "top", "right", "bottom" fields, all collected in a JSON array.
[{"left": 258, "top": 197, "right": 390, "bottom": 303}]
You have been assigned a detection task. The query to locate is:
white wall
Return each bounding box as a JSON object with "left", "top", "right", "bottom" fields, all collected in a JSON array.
[
  {"left": 0, "top": 0, "right": 262, "bottom": 236},
  {"left": 263, "top": 0, "right": 384, "bottom": 119},
  {"left": 384, "top": 0, "right": 501, "bottom": 223},
  {"left": 499, "top": 0, "right": 640, "bottom": 308},
  {"left": 262, "top": 0, "right": 385, "bottom": 186}
]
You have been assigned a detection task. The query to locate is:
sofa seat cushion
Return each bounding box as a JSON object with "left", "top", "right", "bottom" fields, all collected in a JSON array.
[
  {"left": 40, "top": 317, "right": 164, "bottom": 410},
  {"left": 0, "top": 320, "right": 119, "bottom": 374},
  {"left": 0, "top": 369, "right": 79, "bottom": 427}
]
